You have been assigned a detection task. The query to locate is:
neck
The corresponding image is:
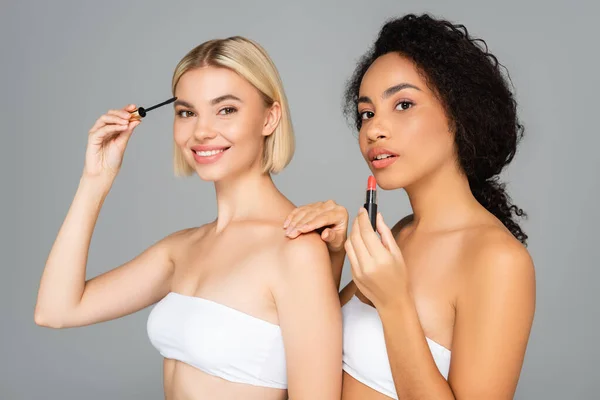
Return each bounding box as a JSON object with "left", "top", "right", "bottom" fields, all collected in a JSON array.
[
  {"left": 404, "top": 161, "right": 481, "bottom": 232},
  {"left": 212, "top": 166, "right": 282, "bottom": 232}
]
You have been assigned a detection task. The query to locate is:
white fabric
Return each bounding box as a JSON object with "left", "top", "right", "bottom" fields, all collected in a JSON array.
[
  {"left": 147, "top": 292, "right": 287, "bottom": 389},
  {"left": 342, "top": 295, "right": 451, "bottom": 399}
]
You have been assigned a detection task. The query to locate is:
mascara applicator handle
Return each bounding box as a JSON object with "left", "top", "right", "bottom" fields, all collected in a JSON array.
[{"left": 130, "top": 107, "right": 146, "bottom": 120}]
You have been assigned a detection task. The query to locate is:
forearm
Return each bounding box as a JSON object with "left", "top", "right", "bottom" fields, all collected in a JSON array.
[
  {"left": 379, "top": 295, "right": 455, "bottom": 400},
  {"left": 329, "top": 249, "right": 345, "bottom": 290},
  {"left": 35, "top": 175, "right": 112, "bottom": 325}
]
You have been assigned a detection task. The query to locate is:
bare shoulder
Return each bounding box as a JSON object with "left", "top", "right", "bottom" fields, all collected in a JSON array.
[
  {"left": 164, "top": 225, "right": 205, "bottom": 243},
  {"left": 279, "top": 232, "right": 330, "bottom": 273},
  {"left": 466, "top": 226, "right": 533, "bottom": 271},
  {"left": 267, "top": 231, "right": 334, "bottom": 294},
  {"left": 156, "top": 225, "right": 210, "bottom": 254},
  {"left": 460, "top": 225, "right": 535, "bottom": 300}
]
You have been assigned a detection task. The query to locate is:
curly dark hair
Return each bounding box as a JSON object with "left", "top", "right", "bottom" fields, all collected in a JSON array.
[{"left": 343, "top": 13, "right": 528, "bottom": 245}]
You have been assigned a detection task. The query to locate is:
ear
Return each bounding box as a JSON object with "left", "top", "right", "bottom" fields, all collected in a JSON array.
[{"left": 262, "top": 101, "right": 281, "bottom": 137}]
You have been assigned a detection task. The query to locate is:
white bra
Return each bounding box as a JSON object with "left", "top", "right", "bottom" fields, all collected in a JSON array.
[
  {"left": 147, "top": 292, "right": 287, "bottom": 389},
  {"left": 342, "top": 295, "right": 451, "bottom": 399}
]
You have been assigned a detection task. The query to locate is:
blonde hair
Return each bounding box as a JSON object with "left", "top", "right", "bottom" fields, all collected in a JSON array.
[{"left": 171, "top": 36, "right": 295, "bottom": 176}]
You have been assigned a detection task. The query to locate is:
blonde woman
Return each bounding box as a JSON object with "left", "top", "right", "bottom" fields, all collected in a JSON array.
[{"left": 34, "top": 36, "right": 342, "bottom": 400}]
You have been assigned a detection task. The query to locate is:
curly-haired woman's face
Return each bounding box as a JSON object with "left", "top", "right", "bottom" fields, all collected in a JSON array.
[{"left": 357, "top": 52, "right": 455, "bottom": 190}]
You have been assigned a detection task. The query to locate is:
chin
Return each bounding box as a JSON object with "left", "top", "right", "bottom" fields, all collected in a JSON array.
[
  {"left": 371, "top": 167, "right": 415, "bottom": 191},
  {"left": 193, "top": 167, "right": 229, "bottom": 182}
]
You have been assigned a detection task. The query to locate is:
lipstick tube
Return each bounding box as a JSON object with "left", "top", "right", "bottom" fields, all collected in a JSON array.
[{"left": 364, "top": 176, "right": 377, "bottom": 230}]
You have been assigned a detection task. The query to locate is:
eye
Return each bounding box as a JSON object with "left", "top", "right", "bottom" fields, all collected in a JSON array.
[
  {"left": 395, "top": 101, "right": 413, "bottom": 111},
  {"left": 359, "top": 111, "right": 374, "bottom": 120},
  {"left": 176, "top": 110, "right": 195, "bottom": 118},
  {"left": 218, "top": 107, "right": 237, "bottom": 115}
]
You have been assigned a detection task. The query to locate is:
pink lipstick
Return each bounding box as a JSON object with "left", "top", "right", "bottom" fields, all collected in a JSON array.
[{"left": 367, "top": 147, "right": 399, "bottom": 169}]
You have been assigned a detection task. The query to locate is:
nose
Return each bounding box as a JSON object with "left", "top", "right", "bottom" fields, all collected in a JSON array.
[
  {"left": 193, "top": 118, "right": 217, "bottom": 141},
  {"left": 364, "top": 118, "right": 390, "bottom": 143}
]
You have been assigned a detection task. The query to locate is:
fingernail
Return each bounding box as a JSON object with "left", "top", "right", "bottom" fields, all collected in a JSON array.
[
  {"left": 283, "top": 220, "right": 290, "bottom": 229},
  {"left": 322, "top": 230, "right": 329, "bottom": 239}
]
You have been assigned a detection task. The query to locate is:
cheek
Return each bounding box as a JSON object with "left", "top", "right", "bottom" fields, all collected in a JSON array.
[
  {"left": 173, "top": 120, "right": 192, "bottom": 147},
  {"left": 402, "top": 111, "right": 453, "bottom": 161},
  {"left": 227, "top": 113, "right": 265, "bottom": 145},
  {"left": 358, "top": 130, "right": 370, "bottom": 160}
]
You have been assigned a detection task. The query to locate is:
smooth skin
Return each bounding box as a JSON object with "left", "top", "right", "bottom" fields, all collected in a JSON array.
[
  {"left": 284, "top": 53, "right": 536, "bottom": 400},
  {"left": 35, "top": 66, "right": 342, "bottom": 400}
]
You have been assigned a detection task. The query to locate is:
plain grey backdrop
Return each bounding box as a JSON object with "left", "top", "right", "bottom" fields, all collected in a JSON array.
[{"left": 3, "top": 0, "right": 599, "bottom": 398}]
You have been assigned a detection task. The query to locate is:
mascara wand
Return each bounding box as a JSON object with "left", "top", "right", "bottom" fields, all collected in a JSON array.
[{"left": 130, "top": 96, "right": 177, "bottom": 120}]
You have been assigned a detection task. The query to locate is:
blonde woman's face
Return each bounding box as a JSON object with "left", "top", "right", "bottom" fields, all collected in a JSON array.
[{"left": 173, "top": 66, "right": 279, "bottom": 182}]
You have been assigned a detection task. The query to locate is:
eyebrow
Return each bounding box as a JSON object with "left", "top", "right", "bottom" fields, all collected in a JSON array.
[
  {"left": 173, "top": 94, "right": 243, "bottom": 109},
  {"left": 357, "top": 83, "right": 422, "bottom": 104},
  {"left": 210, "top": 94, "right": 243, "bottom": 105},
  {"left": 173, "top": 99, "right": 195, "bottom": 109}
]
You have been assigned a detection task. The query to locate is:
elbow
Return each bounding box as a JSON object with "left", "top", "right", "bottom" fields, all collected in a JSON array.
[{"left": 34, "top": 307, "right": 67, "bottom": 329}]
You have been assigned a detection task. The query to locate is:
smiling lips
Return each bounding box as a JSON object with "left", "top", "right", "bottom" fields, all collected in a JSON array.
[
  {"left": 367, "top": 147, "right": 399, "bottom": 169},
  {"left": 191, "top": 145, "right": 231, "bottom": 164}
]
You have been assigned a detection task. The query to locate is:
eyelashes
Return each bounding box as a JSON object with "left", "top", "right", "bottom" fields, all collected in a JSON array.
[
  {"left": 360, "top": 111, "right": 375, "bottom": 120},
  {"left": 218, "top": 107, "right": 237, "bottom": 115},
  {"left": 358, "top": 100, "right": 414, "bottom": 121},
  {"left": 176, "top": 110, "right": 195, "bottom": 118},
  {"left": 395, "top": 100, "right": 413, "bottom": 111},
  {"left": 175, "top": 107, "right": 238, "bottom": 118}
]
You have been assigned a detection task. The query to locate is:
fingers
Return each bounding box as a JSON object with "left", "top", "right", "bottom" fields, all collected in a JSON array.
[
  {"left": 377, "top": 213, "right": 402, "bottom": 258},
  {"left": 286, "top": 212, "right": 339, "bottom": 238},
  {"left": 114, "top": 119, "right": 141, "bottom": 147},
  {"left": 344, "top": 239, "right": 361, "bottom": 279},
  {"left": 349, "top": 213, "right": 372, "bottom": 268},
  {"left": 100, "top": 114, "right": 129, "bottom": 127},
  {"left": 89, "top": 106, "right": 137, "bottom": 134},
  {"left": 283, "top": 200, "right": 342, "bottom": 236},
  {"left": 321, "top": 228, "right": 335, "bottom": 242},
  {"left": 283, "top": 207, "right": 312, "bottom": 233},
  {"left": 357, "top": 208, "right": 386, "bottom": 257},
  {"left": 110, "top": 107, "right": 135, "bottom": 119},
  {"left": 89, "top": 123, "right": 134, "bottom": 146}
]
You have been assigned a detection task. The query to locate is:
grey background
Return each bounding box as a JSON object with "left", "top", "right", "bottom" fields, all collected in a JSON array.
[{"left": 2, "top": 0, "right": 598, "bottom": 398}]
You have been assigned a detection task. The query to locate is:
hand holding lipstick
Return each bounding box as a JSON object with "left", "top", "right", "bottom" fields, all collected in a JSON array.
[{"left": 345, "top": 209, "right": 409, "bottom": 310}]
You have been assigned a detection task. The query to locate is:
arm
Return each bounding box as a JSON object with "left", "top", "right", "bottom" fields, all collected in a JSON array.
[
  {"left": 274, "top": 234, "right": 343, "bottom": 399},
  {"left": 447, "top": 240, "right": 535, "bottom": 398},
  {"left": 378, "top": 240, "right": 535, "bottom": 399},
  {"left": 330, "top": 249, "right": 346, "bottom": 290},
  {"left": 339, "top": 280, "right": 357, "bottom": 306},
  {"left": 34, "top": 106, "right": 179, "bottom": 329},
  {"left": 34, "top": 176, "right": 180, "bottom": 328}
]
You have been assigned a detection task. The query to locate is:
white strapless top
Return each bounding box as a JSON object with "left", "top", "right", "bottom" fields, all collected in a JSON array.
[
  {"left": 342, "top": 295, "right": 451, "bottom": 399},
  {"left": 147, "top": 292, "right": 287, "bottom": 389}
]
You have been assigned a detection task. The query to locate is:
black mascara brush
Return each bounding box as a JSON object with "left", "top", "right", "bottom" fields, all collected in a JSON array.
[{"left": 130, "top": 96, "right": 177, "bottom": 120}]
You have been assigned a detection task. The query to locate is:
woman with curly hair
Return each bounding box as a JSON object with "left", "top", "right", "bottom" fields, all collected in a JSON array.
[{"left": 283, "top": 13, "right": 535, "bottom": 399}]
